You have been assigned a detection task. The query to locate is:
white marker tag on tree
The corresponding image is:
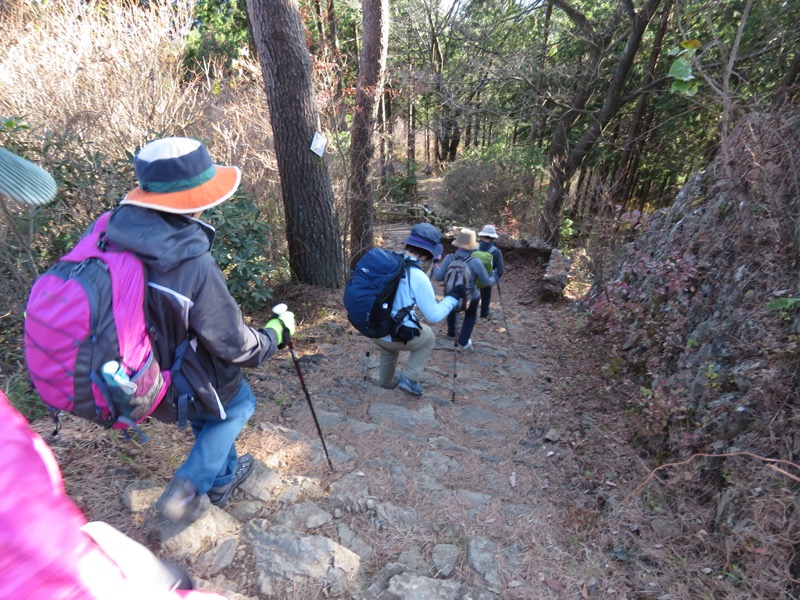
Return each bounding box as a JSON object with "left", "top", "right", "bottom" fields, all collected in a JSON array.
[{"left": 310, "top": 132, "right": 327, "bottom": 157}]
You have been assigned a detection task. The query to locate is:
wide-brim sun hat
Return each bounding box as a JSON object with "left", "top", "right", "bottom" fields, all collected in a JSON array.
[
  {"left": 0, "top": 147, "right": 58, "bottom": 206},
  {"left": 122, "top": 137, "right": 241, "bottom": 214},
  {"left": 453, "top": 228, "right": 478, "bottom": 250},
  {"left": 478, "top": 224, "right": 499, "bottom": 238},
  {"left": 403, "top": 222, "right": 444, "bottom": 259}
]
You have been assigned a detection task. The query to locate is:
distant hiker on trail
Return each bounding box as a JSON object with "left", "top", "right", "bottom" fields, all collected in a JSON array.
[
  {"left": 371, "top": 223, "right": 468, "bottom": 396},
  {"left": 477, "top": 224, "right": 505, "bottom": 320},
  {"left": 435, "top": 228, "right": 495, "bottom": 350},
  {"left": 103, "top": 137, "right": 295, "bottom": 525}
]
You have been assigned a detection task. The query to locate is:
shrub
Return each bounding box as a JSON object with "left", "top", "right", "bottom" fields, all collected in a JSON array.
[
  {"left": 441, "top": 145, "right": 541, "bottom": 229},
  {"left": 184, "top": 0, "right": 252, "bottom": 76},
  {"left": 205, "top": 192, "right": 275, "bottom": 313}
]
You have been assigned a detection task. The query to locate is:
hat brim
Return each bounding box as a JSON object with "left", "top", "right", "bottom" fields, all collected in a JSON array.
[
  {"left": 478, "top": 231, "right": 498, "bottom": 238},
  {"left": 404, "top": 236, "right": 443, "bottom": 259},
  {"left": 0, "top": 148, "right": 58, "bottom": 206},
  {"left": 122, "top": 165, "right": 241, "bottom": 214}
]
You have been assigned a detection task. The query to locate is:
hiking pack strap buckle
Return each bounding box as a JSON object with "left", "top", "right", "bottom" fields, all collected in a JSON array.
[
  {"left": 170, "top": 336, "right": 196, "bottom": 428},
  {"left": 49, "top": 406, "right": 61, "bottom": 436}
]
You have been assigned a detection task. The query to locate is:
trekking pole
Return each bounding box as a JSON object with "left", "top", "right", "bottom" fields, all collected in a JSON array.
[
  {"left": 272, "top": 304, "right": 334, "bottom": 472},
  {"left": 452, "top": 312, "right": 463, "bottom": 403},
  {"left": 494, "top": 280, "right": 513, "bottom": 342}
]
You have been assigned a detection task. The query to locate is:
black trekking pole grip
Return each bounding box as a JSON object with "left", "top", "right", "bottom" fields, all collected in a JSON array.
[{"left": 271, "top": 303, "right": 335, "bottom": 472}]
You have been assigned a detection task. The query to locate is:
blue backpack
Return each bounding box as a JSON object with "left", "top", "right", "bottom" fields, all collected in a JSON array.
[{"left": 343, "top": 248, "right": 419, "bottom": 339}]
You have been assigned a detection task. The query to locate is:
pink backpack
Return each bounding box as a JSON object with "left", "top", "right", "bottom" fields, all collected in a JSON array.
[{"left": 24, "top": 211, "right": 171, "bottom": 433}]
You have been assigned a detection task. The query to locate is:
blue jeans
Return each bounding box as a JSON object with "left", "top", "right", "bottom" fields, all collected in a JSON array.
[
  {"left": 447, "top": 297, "right": 479, "bottom": 346},
  {"left": 174, "top": 379, "right": 255, "bottom": 493}
]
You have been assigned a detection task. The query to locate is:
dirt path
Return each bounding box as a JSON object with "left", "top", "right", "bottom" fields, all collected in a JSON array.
[
  {"left": 228, "top": 225, "right": 651, "bottom": 598},
  {"left": 43, "top": 216, "right": 667, "bottom": 599}
]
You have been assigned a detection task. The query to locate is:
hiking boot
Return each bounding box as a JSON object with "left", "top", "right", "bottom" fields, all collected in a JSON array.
[
  {"left": 458, "top": 339, "right": 473, "bottom": 351},
  {"left": 396, "top": 373, "right": 423, "bottom": 396},
  {"left": 156, "top": 476, "right": 211, "bottom": 524},
  {"left": 481, "top": 312, "right": 492, "bottom": 321},
  {"left": 208, "top": 454, "right": 254, "bottom": 507}
]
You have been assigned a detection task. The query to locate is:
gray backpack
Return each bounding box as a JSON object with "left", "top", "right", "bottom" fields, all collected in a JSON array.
[{"left": 443, "top": 256, "right": 475, "bottom": 312}]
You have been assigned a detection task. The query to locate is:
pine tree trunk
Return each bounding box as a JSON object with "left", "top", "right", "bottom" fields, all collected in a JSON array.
[
  {"left": 247, "top": 0, "right": 343, "bottom": 287},
  {"left": 348, "top": 0, "right": 390, "bottom": 268}
]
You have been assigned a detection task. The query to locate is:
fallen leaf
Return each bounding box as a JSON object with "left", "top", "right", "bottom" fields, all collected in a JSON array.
[{"left": 545, "top": 578, "right": 564, "bottom": 592}]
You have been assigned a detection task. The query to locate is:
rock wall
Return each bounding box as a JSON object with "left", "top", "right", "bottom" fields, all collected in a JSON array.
[{"left": 588, "top": 113, "right": 800, "bottom": 455}]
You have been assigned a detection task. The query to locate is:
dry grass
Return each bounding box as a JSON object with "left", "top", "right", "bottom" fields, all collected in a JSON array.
[{"left": 2, "top": 0, "right": 195, "bottom": 151}]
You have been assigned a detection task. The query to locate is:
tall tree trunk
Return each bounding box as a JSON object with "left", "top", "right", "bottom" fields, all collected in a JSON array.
[
  {"left": 326, "top": 0, "right": 347, "bottom": 131},
  {"left": 611, "top": 0, "right": 671, "bottom": 206},
  {"left": 348, "top": 0, "right": 390, "bottom": 268},
  {"left": 378, "top": 93, "right": 387, "bottom": 185},
  {"left": 378, "top": 88, "right": 394, "bottom": 185},
  {"left": 530, "top": 0, "right": 553, "bottom": 149},
  {"left": 446, "top": 113, "right": 460, "bottom": 162},
  {"left": 312, "top": 0, "right": 325, "bottom": 41},
  {"left": 541, "top": 0, "right": 662, "bottom": 246},
  {"left": 385, "top": 87, "right": 394, "bottom": 169},
  {"left": 406, "top": 101, "right": 417, "bottom": 200},
  {"left": 425, "top": 107, "right": 431, "bottom": 166},
  {"left": 620, "top": 100, "right": 658, "bottom": 202},
  {"left": 247, "top": 0, "right": 342, "bottom": 287},
  {"left": 575, "top": 167, "right": 589, "bottom": 219}
]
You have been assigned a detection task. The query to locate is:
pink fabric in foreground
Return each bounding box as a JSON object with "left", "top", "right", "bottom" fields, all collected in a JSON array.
[{"left": 0, "top": 390, "right": 225, "bottom": 599}]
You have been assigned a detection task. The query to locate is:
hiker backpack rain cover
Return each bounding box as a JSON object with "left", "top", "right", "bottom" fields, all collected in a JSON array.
[
  {"left": 343, "top": 248, "right": 417, "bottom": 339},
  {"left": 24, "top": 210, "right": 170, "bottom": 431},
  {"left": 471, "top": 250, "right": 494, "bottom": 289},
  {"left": 444, "top": 256, "right": 475, "bottom": 312}
]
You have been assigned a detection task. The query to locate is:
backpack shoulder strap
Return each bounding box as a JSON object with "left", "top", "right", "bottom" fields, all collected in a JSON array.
[{"left": 397, "top": 258, "right": 421, "bottom": 328}]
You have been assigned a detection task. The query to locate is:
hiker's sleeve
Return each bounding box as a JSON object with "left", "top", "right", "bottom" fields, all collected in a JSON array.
[
  {"left": 412, "top": 268, "right": 457, "bottom": 322},
  {"left": 190, "top": 256, "right": 278, "bottom": 367},
  {"left": 494, "top": 248, "right": 505, "bottom": 279},
  {"left": 433, "top": 255, "right": 451, "bottom": 282}
]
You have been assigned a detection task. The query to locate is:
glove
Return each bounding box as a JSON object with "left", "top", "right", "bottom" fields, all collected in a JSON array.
[
  {"left": 446, "top": 284, "right": 467, "bottom": 300},
  {"left": 265, "top": 311, "right": 296, "bottom": 348}
]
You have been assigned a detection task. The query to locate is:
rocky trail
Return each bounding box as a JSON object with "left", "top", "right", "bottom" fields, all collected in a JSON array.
[{"left": 40, "top": 216, "right": 676, "bottom": 599}]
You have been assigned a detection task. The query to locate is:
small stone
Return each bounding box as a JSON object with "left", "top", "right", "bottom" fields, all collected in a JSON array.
[
  {"left": 121, "top": 482, "right": 161, "bottom": 512},
  {"left": 544, "top": 428, "right": 561, "bottom": 442}
]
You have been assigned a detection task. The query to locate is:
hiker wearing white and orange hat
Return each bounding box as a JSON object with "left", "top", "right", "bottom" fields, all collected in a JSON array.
[
  {"left": 105, "top": 137, "right": 295, "bottom": 524},
  {"left": 0, "top": 147, "right": 227, "bottom": 598}
]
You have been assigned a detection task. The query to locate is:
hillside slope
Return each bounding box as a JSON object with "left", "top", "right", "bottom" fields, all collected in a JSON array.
[{"left": 34, "top": 219, "right": 783, "bottom": 598}]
